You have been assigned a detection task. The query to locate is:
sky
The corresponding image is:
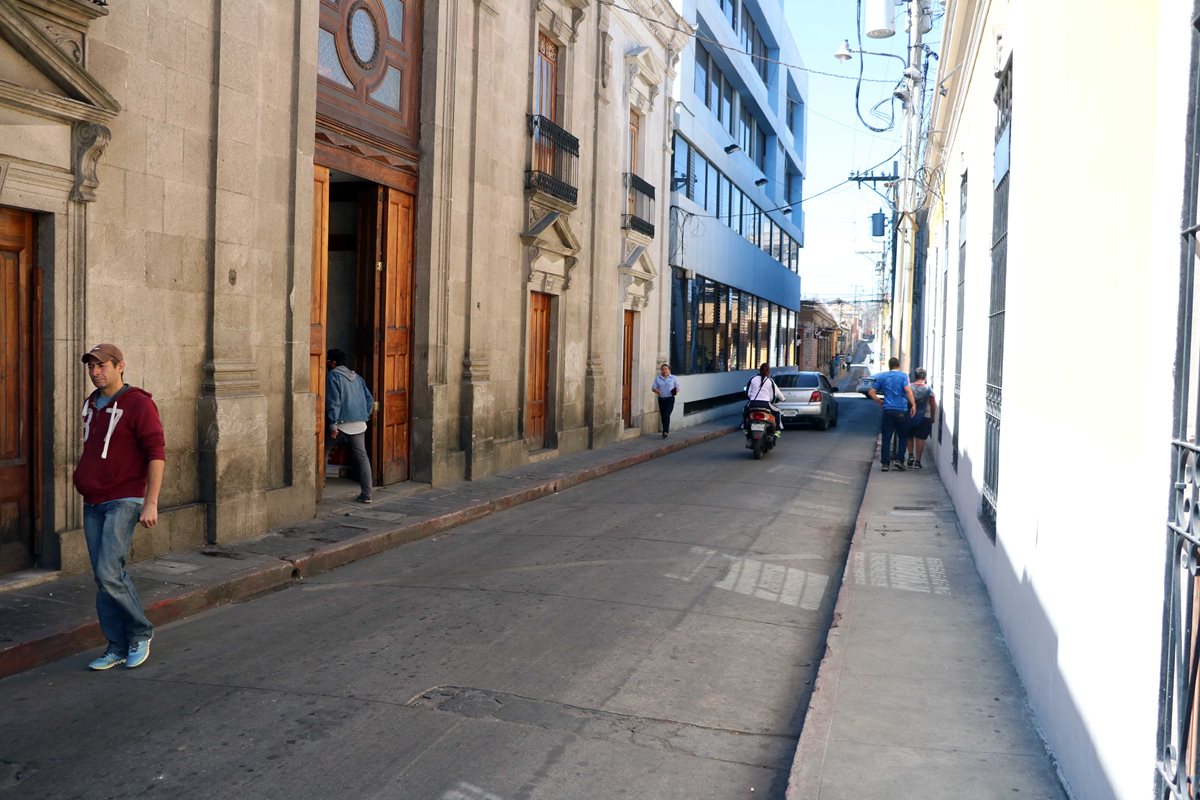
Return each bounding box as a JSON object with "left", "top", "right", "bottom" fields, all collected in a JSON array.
[{"left": 781, "top": 0, "right": 933, "bottom": 305}]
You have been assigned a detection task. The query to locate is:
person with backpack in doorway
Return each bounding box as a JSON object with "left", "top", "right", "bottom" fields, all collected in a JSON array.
[{"left": 325, "top": 349, "right": 375, "bottom": 504}]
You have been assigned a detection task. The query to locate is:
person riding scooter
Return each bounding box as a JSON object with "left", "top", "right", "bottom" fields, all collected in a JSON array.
[{"left": 744, "top": 362, "right": 785, "bottom": 437}]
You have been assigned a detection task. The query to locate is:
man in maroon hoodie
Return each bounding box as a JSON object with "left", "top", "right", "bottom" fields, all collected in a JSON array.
[{"left": 74, "top": 343, "right": 165, "bottom": 670}]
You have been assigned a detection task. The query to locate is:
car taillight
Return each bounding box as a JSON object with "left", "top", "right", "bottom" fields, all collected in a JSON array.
[{"left": 810, "top": 391, "right": 822, "bottom": 402}]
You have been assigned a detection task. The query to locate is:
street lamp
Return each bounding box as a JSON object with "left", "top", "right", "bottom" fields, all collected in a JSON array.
[{"left": 832, "top": 39, "right": 908, "bottom": 68}]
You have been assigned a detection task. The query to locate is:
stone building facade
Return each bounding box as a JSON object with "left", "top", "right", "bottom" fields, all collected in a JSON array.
[
  {"left": 0, "top": 0, "right": 320, "bottom": 575},
  {"left": 415, "top": 0, "right": 687, "bottom": 483},
  {"left": 0, "top": 0, "right": 684, "bottom": 576}
]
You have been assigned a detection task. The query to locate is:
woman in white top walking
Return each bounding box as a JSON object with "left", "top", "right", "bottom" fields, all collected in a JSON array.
[{"left": 651, "top": 363, "right": 680, "bottom": 438}]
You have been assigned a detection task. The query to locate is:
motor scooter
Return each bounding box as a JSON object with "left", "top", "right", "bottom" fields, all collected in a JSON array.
[{"left": 744, "top": 404, "right": 779, "bottom": 459}]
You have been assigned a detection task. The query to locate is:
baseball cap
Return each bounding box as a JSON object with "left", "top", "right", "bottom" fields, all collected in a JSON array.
[{"left": 81, "top": 343, "right": 124, "bottom": 364}]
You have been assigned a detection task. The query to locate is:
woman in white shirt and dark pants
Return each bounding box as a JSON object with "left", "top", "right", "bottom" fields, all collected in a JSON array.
[{"left": 651, "top": 363, "right": 680, "bottom": 438}]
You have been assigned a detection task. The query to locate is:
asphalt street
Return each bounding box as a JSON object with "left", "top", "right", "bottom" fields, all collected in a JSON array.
[{"left": 1, "top": 396, "right": 880, "bottom": 800}]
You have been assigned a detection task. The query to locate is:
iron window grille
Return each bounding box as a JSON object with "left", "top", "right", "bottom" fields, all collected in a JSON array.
[
  {"left": 981, "top": 59, "right": 1012, "bottom": 539},
  {"left": 623, "top": 173, "right": 656, "bottom": 238},
  {"left": 1157, "top": 8, "right": 1200, "bottom": 798},
  {"left": 526, "top": 114, "right": 580, "bottom": 206},
  {"left": 939, "top": 222, "right": 949, "bottom": 445},
  {"left": 953, "top": 172, "right": 967, "bottom": 472}
]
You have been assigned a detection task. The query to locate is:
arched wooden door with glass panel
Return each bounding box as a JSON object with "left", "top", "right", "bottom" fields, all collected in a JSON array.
[{"left": 313, "top": 0, "right": 420, "bottom": 488}]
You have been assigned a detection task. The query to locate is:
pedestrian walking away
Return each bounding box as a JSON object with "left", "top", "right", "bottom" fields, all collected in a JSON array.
[
  {"left": 867, "top": 356, "right": 916, "bottom": 471},
  {"left": 651, "top": 363, "right": 680, "bottom": 438},
  {"left": 905, "top": 368, "right": 938, "bottom": 468},
  {"left": 325, "top": 349, "right": 376, "bottom": 504},
  {"left": 744, "top": 362, "right": 785, "bottom": 435},
  {"left": 74, "top": 343, "right": 165, "bottom": 670}
]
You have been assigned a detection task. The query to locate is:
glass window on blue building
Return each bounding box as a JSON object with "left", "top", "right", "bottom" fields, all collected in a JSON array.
[
  {"left": 670, "top": 133, "right": 801, "bottom": 274},
  {"left": 668, "top": 273, "right": 797, "bottom": 376}
]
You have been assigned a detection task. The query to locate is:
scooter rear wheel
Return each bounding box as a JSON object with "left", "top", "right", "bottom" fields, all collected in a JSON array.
[{"left": 752, "top": 438, "right": 763, "bottom": 459}]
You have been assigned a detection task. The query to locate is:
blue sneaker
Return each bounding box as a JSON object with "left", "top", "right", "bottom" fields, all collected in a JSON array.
[
  {"left": 88, "top": 646, "right": 126, "bottom": 671},
  {"left": 126, "top": 638, "right": 152, "bottom": 669}
]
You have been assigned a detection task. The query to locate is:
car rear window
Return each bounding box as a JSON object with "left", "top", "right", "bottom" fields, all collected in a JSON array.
[{"left": 774, "top": 374, "right": 819, "bottom": 389}]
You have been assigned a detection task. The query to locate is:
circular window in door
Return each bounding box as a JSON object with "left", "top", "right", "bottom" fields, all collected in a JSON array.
[{"left": 348, "top": 4, "right": 379, "bottom": 69}]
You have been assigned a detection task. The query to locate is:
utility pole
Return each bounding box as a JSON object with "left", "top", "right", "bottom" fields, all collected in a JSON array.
[{"left": 892, "top": 0, "right": 929, "bottom": 372}]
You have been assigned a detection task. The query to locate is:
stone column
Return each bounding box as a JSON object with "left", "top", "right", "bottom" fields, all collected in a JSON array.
[
  {"left": 583, "top": 6, "right": 617, "bottom": 450},
  {"left": 460, "top": 0, "right": 500, "bottom": 479},
  {"left": 197, "top": 0, "right": 269, "bottom": 543}
]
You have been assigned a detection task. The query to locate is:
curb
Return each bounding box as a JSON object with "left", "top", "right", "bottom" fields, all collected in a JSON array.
[
  {"left": 0, "top": 424, "right": 738, "bottom": 680},
  {"left": 785, "top": 441, "right": 877, "bottom": 800}
]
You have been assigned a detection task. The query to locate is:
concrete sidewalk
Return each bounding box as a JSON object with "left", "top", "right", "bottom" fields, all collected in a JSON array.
[
  {"left": 787, "top": 455, "right": 1068, "bottom": 800},
  {"left": 0, "top": 418, "right": 738, "bottom": 680}
]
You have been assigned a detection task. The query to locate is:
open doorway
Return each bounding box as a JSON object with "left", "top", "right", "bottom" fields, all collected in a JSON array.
[{"left": 311, "top": 166, "right": 413, "bottom": 499}]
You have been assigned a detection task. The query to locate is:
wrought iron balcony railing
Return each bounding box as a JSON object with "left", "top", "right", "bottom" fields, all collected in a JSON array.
[
  {"left": 526, "top": 115, "right": 580, "bottom": 206},
  {"left": 623, "top": 173, "right": 656, "bottom": 238}
]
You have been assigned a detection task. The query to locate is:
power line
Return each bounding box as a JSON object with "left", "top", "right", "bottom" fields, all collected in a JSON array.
[
  {"left": 671, "top": 143, "right": 905, "bottom": 258},
  {"left": 599, "top": 0, "right": 900, "bottom": 84},
  {"left": 852, "top": 0, "right": 903, "bottom": 133}
]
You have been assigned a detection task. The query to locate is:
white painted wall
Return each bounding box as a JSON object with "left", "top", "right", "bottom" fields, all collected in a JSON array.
[{"left": 920, "top": 1, "right": 1192, "bottom": 797}]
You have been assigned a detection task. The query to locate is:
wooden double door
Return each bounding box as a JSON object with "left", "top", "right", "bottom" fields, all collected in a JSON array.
[
  {"left": 526, "top": 292, "right": 552, "bottom": 450},
  {"left": 311, "top": 166, "right": 413, "bottom": 491},
  {"left": 622, "top": 310, "right": 635, "bottom": 427},
  {"left": 0, "top": 207, "right": 37, "bottom": 573}
]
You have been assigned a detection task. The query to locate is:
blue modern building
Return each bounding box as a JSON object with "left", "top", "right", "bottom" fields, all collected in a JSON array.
[{"left": 666, "top": 0, "right": 806, "bottom": 417}]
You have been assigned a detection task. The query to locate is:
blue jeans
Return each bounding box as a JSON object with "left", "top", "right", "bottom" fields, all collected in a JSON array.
[
  {"left": 326, "top": 430, "right": 373, "bottom": 499},
  {"left": 881, "top": 410, "right": 910, "bottom": 464},
  {"left": 83, "top": 501, "right": 153, "bottom": 650}
]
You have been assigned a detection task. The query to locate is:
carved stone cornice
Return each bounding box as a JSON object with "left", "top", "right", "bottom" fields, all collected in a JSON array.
[
  {"left": 520, "top": 206, "right": 582, "bottom": 257},
  {"left": 0, "top": 1, "right": 119, "bottom": 115},
  {"left": 538, "top": 0, "right": 590, "bottom": 44},
  {"left": 13, "top": 0, "right": 109, "bottom": 28},
  {"left": 70, "top": 120, "right": 108, "bottom": 202},
  {"left": 0, "top": 80, "right": 113, "bottom": 124},
  {"left": 619, "top": 242, "right": 656, "bottom": 310}
]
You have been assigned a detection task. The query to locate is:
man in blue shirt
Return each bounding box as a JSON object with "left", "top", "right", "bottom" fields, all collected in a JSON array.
[{"left": 867, "top": 357, "right": 916, "bottom": 472}]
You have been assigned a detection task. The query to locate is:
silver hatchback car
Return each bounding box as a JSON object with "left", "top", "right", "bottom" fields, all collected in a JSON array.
[{"left": 775, "top": 372, "right": 839, "bottom": 430}]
